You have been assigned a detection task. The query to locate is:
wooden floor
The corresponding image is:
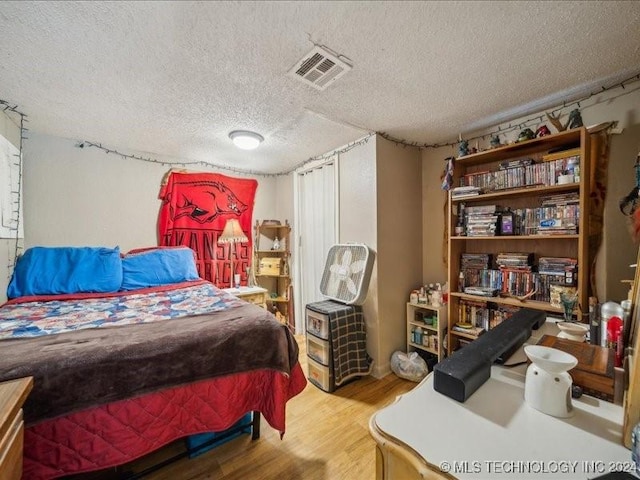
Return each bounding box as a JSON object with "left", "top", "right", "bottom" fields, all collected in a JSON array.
[{"left": 70, "top": 335, "right": 414, "bottom": 480}]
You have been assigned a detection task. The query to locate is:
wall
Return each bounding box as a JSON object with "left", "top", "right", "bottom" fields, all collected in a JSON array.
[
  {"left": 422, "top": 151, "right": 449, "bottom": 284},
  {"left": 274, "top": 173, "right": 296, "bottom": 322},
  {"left": 338, "top": 136, "right": 380, "bottom": 373},
  {"left": 421, "top": 86, "right": 640, "bottom": 305},
  {"left": 21, "top": 132, "right": 277, "bottom": 261},
  {"left": 0, "top": 111, "right": 22, "bottom": 303},
  {"left": 0, "top": 124, "right": 417, "bottom": 379},
  {"left": 375, "top": 136, "right": 423, "bottom": 376},
  {"left": 333, "top": 135, "right": 423, "bottom": 377},
  {"left": 602, "top": 122, "right": 640, "bottom": 301}
]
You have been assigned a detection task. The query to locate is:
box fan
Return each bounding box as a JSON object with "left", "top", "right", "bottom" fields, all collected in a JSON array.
[
  {"left": 319, "top": 244, "right": 375, "bottom": 305},
  {"left": 305, "top": 244, "right": 375, "bottom": 393}
]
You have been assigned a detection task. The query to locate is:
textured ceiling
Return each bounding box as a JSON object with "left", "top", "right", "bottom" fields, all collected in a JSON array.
[{"left": 1, "top": 1, "right": 639, "bottom": 174}]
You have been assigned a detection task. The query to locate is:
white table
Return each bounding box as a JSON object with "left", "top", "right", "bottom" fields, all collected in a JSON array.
[{"left": 370, "top": 322, "right": 638, "bottom": 479}]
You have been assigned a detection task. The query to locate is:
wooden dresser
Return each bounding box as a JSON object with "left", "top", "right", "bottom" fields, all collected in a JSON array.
[{"left": 0, "top": 377, "right": 33, "bottom": 480}]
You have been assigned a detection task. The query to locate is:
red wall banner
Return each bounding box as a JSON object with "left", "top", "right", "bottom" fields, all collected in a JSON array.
[{"left": 158, "top": 171, "right": 258, "bottom": 287}]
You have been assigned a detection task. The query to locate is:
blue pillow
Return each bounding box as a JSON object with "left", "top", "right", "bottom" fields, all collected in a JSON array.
[
  {"left": 7, "top": 246, "right": 123, "bottom": 298},
  {"left": 121, "top": 247, "right": 200, "bottom": 290}
]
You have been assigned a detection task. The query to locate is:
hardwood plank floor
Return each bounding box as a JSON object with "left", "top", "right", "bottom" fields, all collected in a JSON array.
[{"left": 70, "top": 335, "right": 415, "bottom": 480}]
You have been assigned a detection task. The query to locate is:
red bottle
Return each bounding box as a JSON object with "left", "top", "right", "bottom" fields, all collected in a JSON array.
[{"left": 606, "top": 316, "right": 623, "bottom": 367}]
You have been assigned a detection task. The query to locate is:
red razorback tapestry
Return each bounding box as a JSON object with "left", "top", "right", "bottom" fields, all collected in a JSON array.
[{"left": 158, "top": 171, "right": 258, "bottom": 288}]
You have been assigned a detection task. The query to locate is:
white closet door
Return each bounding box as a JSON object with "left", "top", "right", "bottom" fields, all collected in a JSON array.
[{"left": 295, "top": 159, "right": 337, "bottom": 332}]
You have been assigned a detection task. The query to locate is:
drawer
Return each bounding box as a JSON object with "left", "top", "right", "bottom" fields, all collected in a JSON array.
[
  {"left": 307, "top": 356, "right": 334, "bottom": 392},
  {"left": 240, "top": 292, "right": 266, "bottom": 307},
  {"left": 0, "top": 409, "right": 24, "bottom": 480},
  {"left": 306, "top": 335, "right": 330, "bottom": 365},
  {"left": 306, "top": 309, "right": 330, "bottom": 340}
]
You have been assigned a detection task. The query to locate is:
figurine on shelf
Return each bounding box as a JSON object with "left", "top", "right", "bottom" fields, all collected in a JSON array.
[
  {"left": 516, "top": 128, "right": 535, "bottom": 143},
  {"left": 567, "top": 109, "right": 584, "bottom": 129},
  {"left": 272, "top": 236, "right": 280, "bottom": 250},
  {"left": 441, "top": 156, "right": 455, "bottom": 191},
  {"left": 535, "top": 125, "right": 551, "bottom": 137},
  {"left": 489, "top": 135, "right": 501, "bottom": 149},
  {"left": 458, "top": 134, "right": 469, "bottom": 157},
  {"left": 546, "top": 108, "right": 583, "bottom": 133}
]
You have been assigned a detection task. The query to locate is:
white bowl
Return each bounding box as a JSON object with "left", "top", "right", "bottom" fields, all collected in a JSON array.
[
  {"left": 524, "top": 345, "right": 578, "bottom": 374},
  {"left": 557, "top": 321, "right": 589, "bottom": 334},
  {"left": 557, "top": 321, "right": 589, "bottom": 342}
]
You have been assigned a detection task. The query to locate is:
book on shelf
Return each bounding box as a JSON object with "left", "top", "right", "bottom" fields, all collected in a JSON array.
[
  {"left": 456, "top": 154, "right": 581, "bottom": 193},
  {"left": 463, "top": 286, "right": 498, "bottom": 297},
  {"left": 456, "top": 299, "right": 520, "bottom": 333},
  {"left": 455, "top": 191, "right": 580, "bottom": 237},
  {"left": 458, "top": 253, "right": 577, "bottom": 304},
  {"left": 465, "top": 209, "right": 499, "bottom": 237},
  {"left": 496, "top": 252, "right": 534, "bottom": 268},
  {"left": 452, "top": 186, "right": 481, "bottom": 198},
  {"left": 498, "top": 158, "right": 534, "bottom": 170},
  {"left": 466, "top": 204, "right": 500, "bottom": 214},
  {"left": 452, "top": 323, "right": 485, "bottom": 337}
]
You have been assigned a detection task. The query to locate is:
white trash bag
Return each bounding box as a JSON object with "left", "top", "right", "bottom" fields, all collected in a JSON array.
[{"left": 390, "top": 351, "right": 428, "bottom": 382}]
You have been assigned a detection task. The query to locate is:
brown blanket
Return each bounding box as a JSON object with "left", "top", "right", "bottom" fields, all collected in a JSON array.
[{"left": 0, "top": 302, "right": 298, "bottom": 425}]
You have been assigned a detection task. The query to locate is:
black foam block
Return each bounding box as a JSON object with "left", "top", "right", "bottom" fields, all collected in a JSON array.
[{"left": 433, "top": 308, "right": 545, "bottom": 402}]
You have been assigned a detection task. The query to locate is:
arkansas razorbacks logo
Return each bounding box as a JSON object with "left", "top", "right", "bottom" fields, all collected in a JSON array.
[{"left": 172, "top": 181, "right": 248, "bottom": 224}]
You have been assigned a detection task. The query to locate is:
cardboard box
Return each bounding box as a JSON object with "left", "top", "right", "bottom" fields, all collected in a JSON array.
[
  {"left": 537, "top": 335, "right": 614, "bottom": 401},
  {"left": 259, "top": 257, "right": 281, "bottom": 275}
]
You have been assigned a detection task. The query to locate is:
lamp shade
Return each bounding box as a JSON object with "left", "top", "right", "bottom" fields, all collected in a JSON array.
[{"left": 218, "top": 219, "right": 248, "bottom": 244}]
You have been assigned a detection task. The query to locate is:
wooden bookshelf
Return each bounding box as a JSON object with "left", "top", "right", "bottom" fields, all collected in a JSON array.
[
  {"left": 447, "top": 127, "right": 592, "bottom": 355},
  {"left": 254, "top": 220, "right": 294, "bottom": 330}
]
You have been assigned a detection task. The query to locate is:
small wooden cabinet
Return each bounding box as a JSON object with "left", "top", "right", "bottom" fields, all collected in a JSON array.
[
  {"left": 407, "top": 303, "right": 447, "bottom": 361},
  {"left": 223, "top": 286, "right": 268, "bottom": 310},
  {"left": 254, "top": 220, "right": 294, "bottom": 330},
  {"left": 0, "top": 377, "right": 33, "bottom": 480}
]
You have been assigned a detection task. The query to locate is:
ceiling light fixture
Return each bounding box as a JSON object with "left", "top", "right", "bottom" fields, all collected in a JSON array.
[{"left": 228, "top": 130, "right": 264, "bottom": 150}]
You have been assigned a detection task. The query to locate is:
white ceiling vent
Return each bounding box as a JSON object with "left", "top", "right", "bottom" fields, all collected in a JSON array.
[{"left": 288, "top": 45, "right": 352, "bottom": 91}]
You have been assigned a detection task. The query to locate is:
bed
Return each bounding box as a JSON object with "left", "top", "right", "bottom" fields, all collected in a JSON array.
[{"left": 0, "top": 246, "right": 306, "bottom": 479}]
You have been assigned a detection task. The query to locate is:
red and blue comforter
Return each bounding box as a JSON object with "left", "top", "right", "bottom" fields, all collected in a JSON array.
[{"left": 0, "top": 281, "right": 306, "bottom": 479}]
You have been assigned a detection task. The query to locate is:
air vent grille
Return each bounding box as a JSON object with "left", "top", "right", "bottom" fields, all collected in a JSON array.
[{"left": 288, "top": 46, "right": 352, "bottom": 91}]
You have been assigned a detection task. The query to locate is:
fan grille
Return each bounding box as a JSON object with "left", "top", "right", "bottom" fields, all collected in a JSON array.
[{"left": 319, "top": 244, "right": 374, "bottom": 305}]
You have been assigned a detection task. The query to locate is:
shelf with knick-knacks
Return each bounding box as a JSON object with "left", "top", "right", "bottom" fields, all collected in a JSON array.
[
  {"left": 407, "top": 302, "right": 447, "bottom": 362},
  {"left": 254, "top": 220, "right": 294, "bottom": 330}
]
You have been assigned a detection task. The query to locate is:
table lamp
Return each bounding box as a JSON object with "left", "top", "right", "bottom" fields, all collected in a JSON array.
[{"left": 218, "top": 218, "right": 248, "bottom": 288}]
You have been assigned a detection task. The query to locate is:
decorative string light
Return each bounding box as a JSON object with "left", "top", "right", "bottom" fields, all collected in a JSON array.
[
  {"left": 378, "top": 70, "right": 640, "bottom": 150},
  {"left": 0, "top": 99, "right": 27, "bottom": 282},
  {"left": 77, "top": 133, "right": 375, "bottom": 176},
  {"left": 75, "top": 141, "right": 281, "bottom": 178}
]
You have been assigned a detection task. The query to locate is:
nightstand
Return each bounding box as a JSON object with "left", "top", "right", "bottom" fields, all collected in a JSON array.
[
  {"left": 0, "top": 377, "right": 33, "bottom": 480},
  {"left": 223, "top": 286, "right": 268, "bottom": 309}
]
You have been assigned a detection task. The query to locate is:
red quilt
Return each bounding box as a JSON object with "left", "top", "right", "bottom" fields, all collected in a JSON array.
[{"left": 23, "top": 364, "right": 306, "bottom": 479}]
